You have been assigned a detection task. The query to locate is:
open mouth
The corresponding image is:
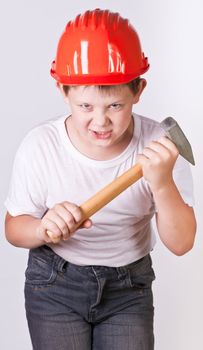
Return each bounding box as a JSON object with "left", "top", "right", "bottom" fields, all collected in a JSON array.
[{"left": 90, "top": 130, "right": 112, "bottom": 139}]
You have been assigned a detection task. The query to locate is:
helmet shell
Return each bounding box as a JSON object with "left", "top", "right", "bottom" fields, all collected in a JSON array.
[{"left": 51, "top": 9, "right": 149, "bottom": 85}]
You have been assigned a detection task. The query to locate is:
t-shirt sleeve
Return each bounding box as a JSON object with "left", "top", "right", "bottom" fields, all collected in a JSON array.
[{"left": 5, "top": 136, "right": 48, "bottom": 218}]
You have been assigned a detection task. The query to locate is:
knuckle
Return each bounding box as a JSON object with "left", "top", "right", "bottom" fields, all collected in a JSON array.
[
  {"left": 61, "top": 225, "right": 69, "bottom": 235},
  {"left": 60, "top": 222, "right": 68, "bottom": 232},
  {"left": 70, "top": 206, "right": 82, "bottom": 221},
  {"left": 63, "top": 202, "right": 83, "bottom": 223},
  {"left": 50, "top": 224, "right": 61, "bottom": 235},
  {"left": 149, "top": 141, "right": 157, "bottom": 148},
  {"left": 53, "top": 203, "right": 61, "bottom": 211},
  {"left": 66, "top": 217, "right": 75, "bottom": 227},
  {"left": 159, "top": 136, "right": 167, "bottom": 142},
  {"left": 70, "top": 204, "right": 80, "bottom": 214}
]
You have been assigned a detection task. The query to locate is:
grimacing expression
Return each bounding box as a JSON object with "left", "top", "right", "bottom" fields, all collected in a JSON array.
[{"left": 61, "top": 82, "right": 146, "bottom": 159}]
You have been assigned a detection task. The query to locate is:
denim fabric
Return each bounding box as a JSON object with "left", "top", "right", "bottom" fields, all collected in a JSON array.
[{"left": 24, "top": 245, "right": 155, "bottom": 350}]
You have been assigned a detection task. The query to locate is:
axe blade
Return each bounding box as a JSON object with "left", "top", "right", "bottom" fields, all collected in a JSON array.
[{"left": 160, "top": 117, "right": 195, "bottom": 165}]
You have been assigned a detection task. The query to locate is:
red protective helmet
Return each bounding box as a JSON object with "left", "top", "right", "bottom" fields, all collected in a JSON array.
[{"left": 50, "top": 9, "right": 149, "bottom": 85}]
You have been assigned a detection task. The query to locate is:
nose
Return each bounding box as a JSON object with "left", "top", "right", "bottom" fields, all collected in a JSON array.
[{"left": 93, "top": 109, "right": 110, "bottom": 127}]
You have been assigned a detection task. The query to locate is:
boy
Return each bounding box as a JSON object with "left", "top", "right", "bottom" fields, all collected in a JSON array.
[{"left": 5, "top": 9, "right": 196, "bottom": 350}]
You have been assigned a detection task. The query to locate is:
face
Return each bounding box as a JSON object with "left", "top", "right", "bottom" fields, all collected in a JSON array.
[{"left": 62, "top": 83, "right": 146, "bottom": 160}]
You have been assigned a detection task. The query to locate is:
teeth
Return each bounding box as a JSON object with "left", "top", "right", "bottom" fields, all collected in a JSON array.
[{"left": 95, "top": 131, "right": 110, "bottom": 134}]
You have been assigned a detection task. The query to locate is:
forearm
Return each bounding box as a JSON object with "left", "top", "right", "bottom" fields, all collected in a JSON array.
[
  {"left": 5, "top": 213, "right": 44, "bottom": 249},
  {"left": 154, "top": 181, "right": 196, "bottom": 255}
]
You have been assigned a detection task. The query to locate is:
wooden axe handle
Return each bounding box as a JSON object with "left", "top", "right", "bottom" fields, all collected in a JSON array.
[
  {"left": 48, "top": 163, "right": 143, "bottom": 243},
  {"left": 79, "top": 163, "right": 143, "bottom": 221}
]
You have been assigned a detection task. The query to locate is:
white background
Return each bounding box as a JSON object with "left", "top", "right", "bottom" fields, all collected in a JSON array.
[{"left": 0, "top": 1, "right": 203, "bottom": 349}]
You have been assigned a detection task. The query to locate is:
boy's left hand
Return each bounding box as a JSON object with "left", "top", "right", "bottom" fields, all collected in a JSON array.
[{"left": 137, "top": 136, "right": 179, "bottom": 192}]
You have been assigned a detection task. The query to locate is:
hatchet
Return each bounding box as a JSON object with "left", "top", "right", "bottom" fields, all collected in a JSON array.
[{"left": 48, "top": 117, "right": 195, "bottom": 243}]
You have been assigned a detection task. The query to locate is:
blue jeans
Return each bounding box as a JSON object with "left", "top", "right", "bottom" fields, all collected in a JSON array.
[{"left": 24, "top": 245, "right": 155, "bottom": 350}]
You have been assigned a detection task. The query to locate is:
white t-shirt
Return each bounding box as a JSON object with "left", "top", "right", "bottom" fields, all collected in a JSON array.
[{"left": 5, "top": 114, "right": 194, "bottom": 266}]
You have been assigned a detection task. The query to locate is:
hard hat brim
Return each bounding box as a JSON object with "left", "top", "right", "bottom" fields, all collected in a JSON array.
[{"left": 50, "top": 64, "right": 149, "bottom": 85}]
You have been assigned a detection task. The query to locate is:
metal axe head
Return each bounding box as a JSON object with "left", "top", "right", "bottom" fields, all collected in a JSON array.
[{"left": 160, "top": 117, "right": 195, "bottom": 165}]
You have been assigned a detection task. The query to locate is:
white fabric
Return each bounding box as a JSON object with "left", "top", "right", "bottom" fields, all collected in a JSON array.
[{"left": 5, "top": 114, "right": 194, "bottom": 266}]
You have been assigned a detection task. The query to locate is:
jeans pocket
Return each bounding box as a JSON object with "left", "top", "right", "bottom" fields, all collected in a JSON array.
[
  {"left": 25, "top": 248, "right": 58, "bottom": 286},
  {"left": 128, "top": 255, "right": 156, "bottom": 290}
]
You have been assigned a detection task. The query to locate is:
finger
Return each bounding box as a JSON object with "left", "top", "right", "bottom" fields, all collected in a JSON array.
[
  {"left": 81, "top": 219, "right": 92, "bottom": 229},
  {"left": 53, "top": 207, "right": 78, "bottom": 234},
  {"left": 46, "top": 230, "right": 61, "bottom": 244},
  {"left": 148, "top": 139, "right": 179, "bottom": 162},
  {"left": 50, "top": 205, "right": 73, "bottom": 239},
  {"left": 45, "top": 209, "right": 70, "bottom": 238},
  {"left": 42, "top": 217, "right": 64, "bottom": 241},
  {"left": 148, "top": 140, "right": 171, "bottom": 154},
  {"left": 142, "top": 146, "right": 162, "bottom": 160},
  {"left": 143, "top": 141, "right": 174, "bottom": 162},
  {"left": 139, "top": 147, "right": 163, "bottom": 167},
  {"left": 36, "top": 225, "right": 53, "bottom": 244},
  {"left": 36, "top": 223, "right": 61, "bottom": 244},
  {"left": 62, "top": 202, "right": 84, "bottom": 223},
  {"left": 157, "top": 136, "right": 179, "bottom": 156},
  {"left": 136, "top": 153, "right": 150, "bottom": 166}
]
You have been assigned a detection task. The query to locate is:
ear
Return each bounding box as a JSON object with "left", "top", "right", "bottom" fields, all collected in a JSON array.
[
  {"left": 56, "top": 82, "right": 69, "bottom": 101},
  {"left": 133, "top": 79, "right": 147, "bottom": 103}
]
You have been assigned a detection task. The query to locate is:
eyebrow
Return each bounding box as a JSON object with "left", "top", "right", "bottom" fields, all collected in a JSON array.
[
  {"left": 108, "top": 100, "right": 123, "bottom": 104},
  {"left": 76, "top": 99, "right": 124, "bottom": 105}
]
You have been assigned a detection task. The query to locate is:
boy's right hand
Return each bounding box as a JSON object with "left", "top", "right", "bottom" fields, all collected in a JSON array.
[{"left": 36, "top": 201, "right": 92, "bottom": 244}]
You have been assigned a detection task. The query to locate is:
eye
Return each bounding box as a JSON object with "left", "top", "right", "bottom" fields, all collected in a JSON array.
[
  {"left": 109, "top": 103, "right": 122, "bottom": 110},
  {"left": 79, "top": 103, "right": 93, "bottom": 111}
]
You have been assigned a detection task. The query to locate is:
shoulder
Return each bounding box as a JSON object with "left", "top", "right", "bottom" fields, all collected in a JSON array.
[
  {"left": 16, "top": 115, "right": 66, "bottom": 159},
  {"left": 135, "top": 114, "right": 162, "bottom": 133},
  {"left": 133, "top": 113, "right": 165, "bottom": 146}
]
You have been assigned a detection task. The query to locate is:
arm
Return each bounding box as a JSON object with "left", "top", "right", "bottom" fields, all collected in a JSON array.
[
  {"left": 5, "top": 202, "right": 92, "bottom": 249},
  {"left": 5, "top": 213, "right": 44, "bottom": 249},
  {"left": 138, "top": 136, "right": 196, "bottom": 256},
  {"left": 154, "top": 182, "right": 196, "bottom": 255}
]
